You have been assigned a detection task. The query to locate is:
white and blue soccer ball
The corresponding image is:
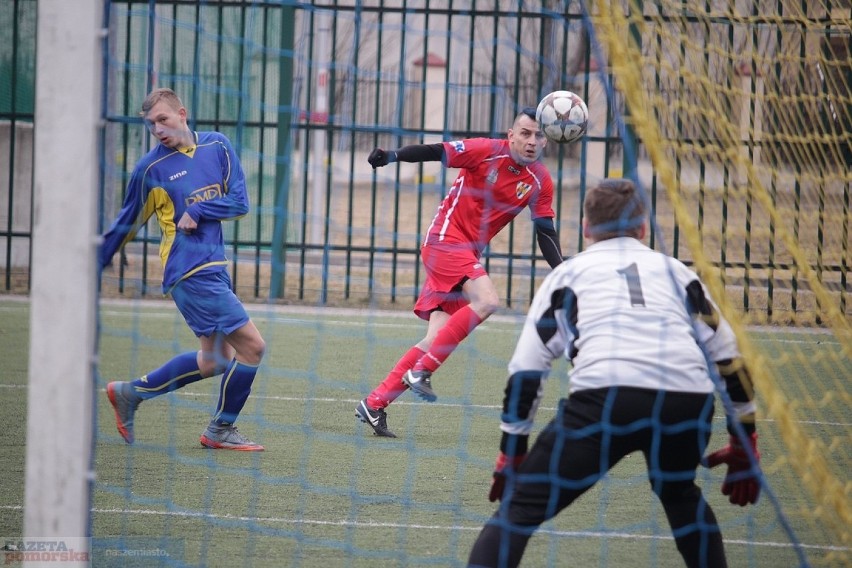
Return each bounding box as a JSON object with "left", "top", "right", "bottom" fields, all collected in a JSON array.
[{"left": 535, "top": 90, "right": 589, "bottom": 144}]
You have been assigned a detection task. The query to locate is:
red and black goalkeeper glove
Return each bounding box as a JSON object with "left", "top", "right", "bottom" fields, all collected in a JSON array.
[
  {"left": 704, "top": 432, "right": 761, "bottom": 506},
  {"left": 488, "top": 452, "right": 526, "bottom": 502}
]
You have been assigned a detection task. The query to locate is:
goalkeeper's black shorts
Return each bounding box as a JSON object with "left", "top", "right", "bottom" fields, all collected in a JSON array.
[{"left": 504, "top": 386, "right": 715, "bottom": 526}]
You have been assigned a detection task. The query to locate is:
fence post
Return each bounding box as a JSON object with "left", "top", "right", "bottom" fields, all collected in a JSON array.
[
  {"left": 0, "top": 121, "right": 33, "bottom": 268},
  {"left": 737, "top": 68, "right": 765, "bottom": 185},
  {"left": 584, "top": 67, "right": 612, "bottom": 182},
  {"left": 271, "top": 5, "right": 296, "bottom": 299}
]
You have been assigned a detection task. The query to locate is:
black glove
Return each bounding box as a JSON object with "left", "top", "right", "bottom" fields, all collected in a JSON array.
[{"left": 367, "top": 148, "right": 397, "bottom": 169}]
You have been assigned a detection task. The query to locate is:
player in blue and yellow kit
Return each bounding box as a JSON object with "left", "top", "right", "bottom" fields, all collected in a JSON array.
[{"left": 101, "top": 88, "right": 266, "bottom": 451}]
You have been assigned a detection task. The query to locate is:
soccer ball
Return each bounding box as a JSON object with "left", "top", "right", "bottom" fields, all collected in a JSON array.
[{"left": 535, "top": 91, "right": 589, "bottom": 144}]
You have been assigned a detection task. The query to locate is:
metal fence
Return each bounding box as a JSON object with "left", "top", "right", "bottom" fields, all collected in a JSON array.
[{"left": 1, "top": 0, "right": 849, "bottom": 321}]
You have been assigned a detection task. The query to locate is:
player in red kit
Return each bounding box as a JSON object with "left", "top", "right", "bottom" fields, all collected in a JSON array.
[{"left": 356, "top": 108, "right": 564, "bottom": 438}]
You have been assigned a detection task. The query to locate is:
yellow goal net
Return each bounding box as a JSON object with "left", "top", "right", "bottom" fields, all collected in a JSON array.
[{"left": 588, "top": 1, "right": 850, "bottom": 563}]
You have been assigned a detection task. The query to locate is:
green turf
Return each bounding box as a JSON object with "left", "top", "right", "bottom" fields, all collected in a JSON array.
[{"left": 0, "top": 298, "right": 848, "bottom": 567}]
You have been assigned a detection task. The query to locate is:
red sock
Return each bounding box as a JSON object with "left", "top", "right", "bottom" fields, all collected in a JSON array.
[
  {"left": 367, "top": 345, "right": 425, "bottom": 409},
  {"left": 416, "top": 305, "right": 484, "bottom": 374}
]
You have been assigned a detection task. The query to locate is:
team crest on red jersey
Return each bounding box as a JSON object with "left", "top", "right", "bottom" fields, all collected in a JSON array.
[{"left": 515, "top": 182, "right": 532, "bottom": 199}]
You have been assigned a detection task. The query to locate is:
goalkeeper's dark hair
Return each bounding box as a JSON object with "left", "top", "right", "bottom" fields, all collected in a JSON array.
[{"left": 584, "top": 178, "right": 647, "bottom": 240}]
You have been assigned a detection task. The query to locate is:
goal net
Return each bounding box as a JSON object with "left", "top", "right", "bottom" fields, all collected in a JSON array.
[{"left": 61, "top": 1, "right": 850, "bottom": 566}]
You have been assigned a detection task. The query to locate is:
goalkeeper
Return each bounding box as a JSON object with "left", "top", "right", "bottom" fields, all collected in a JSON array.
[
  {"left": 356, "top": 107, "right": 564, "bottom": 438},
  {"left": 468, "top": 178, "right": 761, "bottom": 568}
]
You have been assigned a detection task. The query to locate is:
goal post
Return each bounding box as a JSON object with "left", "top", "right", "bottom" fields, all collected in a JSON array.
[{"left": 24, "top": 0, "right": 101, "bottom": 552}]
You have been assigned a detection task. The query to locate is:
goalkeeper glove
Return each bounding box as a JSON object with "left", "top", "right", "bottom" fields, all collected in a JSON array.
[
  {"left": 488, "top": 451, "right": 526, "bottom": 502},
  {"left": 704, "top": 432, "right": 761, "bottom": 506},
  {"left": 367, "top": 148, "right": 397, "bottom": 169}
]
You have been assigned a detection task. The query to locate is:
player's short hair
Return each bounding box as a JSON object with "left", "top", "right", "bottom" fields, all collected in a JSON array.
[
  {"left": 140, "top": 88, "right": 183, "bottom": 116},
  {"left": 511, "top": 107, "right": 538, "bottom": 129},
  {"left": 518, "top": 107, "right": 537, "bottom": 122},
  {"left": 584, "top": 178, "right": 646, "bottom": 240}
]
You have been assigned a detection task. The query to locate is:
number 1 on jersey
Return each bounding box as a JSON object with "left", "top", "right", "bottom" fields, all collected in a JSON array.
[{"left": 617, "top": 263, "right": 646, "bottom": 307}]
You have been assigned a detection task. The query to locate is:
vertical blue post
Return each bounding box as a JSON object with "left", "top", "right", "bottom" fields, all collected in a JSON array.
[
  {"left": 270, "top": 6, "right": 295, "bottom": 299},
  {"left": 621, "top": 0, "right": 642, "bottom": 180}
]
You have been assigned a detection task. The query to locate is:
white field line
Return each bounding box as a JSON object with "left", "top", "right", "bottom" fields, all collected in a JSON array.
[
  {"left": 0, "top": 384, "right": 848, "bottom": 427},
  {"left": 0, "top": 505, "right": 847, "bottom": 553},
  {"left": 0, "top": 383, "right": 849, "bottom": 428}
]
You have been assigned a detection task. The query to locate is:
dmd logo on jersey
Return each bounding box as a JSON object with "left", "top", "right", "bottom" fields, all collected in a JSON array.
[
  {"left": 2, "top": 537, "right": 90, "bottom": 565},
  {"left": 450, "top": 140, "right": 465, "bottom": 152},
  {"left": 169, "top": 170, "right": 187, "bottom": 181},
  {"left": 515, "top": 182, "right": 532, "bottom": 199},
  {"left": 508, "top": 165, "right": 520, "bottom": 174},
  {"left": 185, "top": 185, "right": 223, "bottom": 206}
]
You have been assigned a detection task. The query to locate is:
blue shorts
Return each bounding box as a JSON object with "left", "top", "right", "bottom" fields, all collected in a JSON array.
[{"left": 170, "top": 269, "right": 250, "bottom": 337}]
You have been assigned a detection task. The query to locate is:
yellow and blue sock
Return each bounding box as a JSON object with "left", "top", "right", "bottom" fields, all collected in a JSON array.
[
  {"left": 212, "top": 360, "right": 258, "bottom": 425},
  {"left": 130, "top": 351, "right": 204, "bottom": 400}
]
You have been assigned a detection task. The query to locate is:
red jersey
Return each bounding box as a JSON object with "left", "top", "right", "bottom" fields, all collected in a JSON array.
[{"left": 423, "top": 138, "right": 555, "bottom": 254}]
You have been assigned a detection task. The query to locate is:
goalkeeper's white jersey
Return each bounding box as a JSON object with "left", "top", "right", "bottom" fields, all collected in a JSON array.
[{"left": 509, "top": 237, "right": 742, "bottom": 394}]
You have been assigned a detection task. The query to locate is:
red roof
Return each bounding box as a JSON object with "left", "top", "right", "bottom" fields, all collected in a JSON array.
[{"left": 412, "top": 53, "right": 446, "bottom": 67}]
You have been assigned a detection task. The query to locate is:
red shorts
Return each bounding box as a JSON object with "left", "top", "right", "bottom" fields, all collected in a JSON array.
[{"left": 413, "top": 244, "right": 488, "bottom": 320}]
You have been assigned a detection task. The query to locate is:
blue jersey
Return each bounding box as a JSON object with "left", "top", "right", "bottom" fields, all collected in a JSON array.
[{"left": 100, "top": 131, "right": 248, "bottom": 292}]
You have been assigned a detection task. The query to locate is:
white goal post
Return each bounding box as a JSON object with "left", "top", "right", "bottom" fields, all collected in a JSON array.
[{"left": 24, "top": 0, "right": 101, "bottom": 554}]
